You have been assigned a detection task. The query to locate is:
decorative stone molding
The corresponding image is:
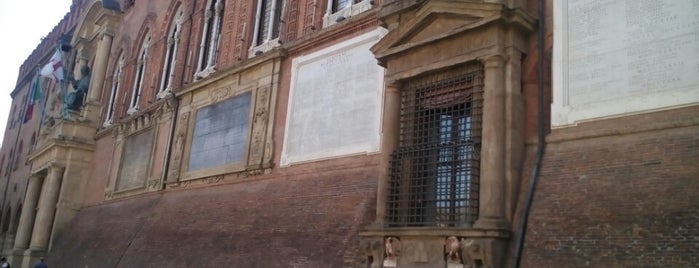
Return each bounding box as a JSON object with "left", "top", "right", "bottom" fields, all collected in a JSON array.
[
  {"left": 209, "top": 86, "right": 231, "bottom": 103},
  {"left": 167, "top": 112, "right": 190, "bottom": 181}
]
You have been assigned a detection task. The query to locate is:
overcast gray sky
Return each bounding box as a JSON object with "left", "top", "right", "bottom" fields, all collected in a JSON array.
[{"left": 0, "top": 0, "right": 72, "bottom": 145}]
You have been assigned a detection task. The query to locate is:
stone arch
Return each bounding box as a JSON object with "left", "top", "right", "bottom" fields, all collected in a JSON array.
[
  {"left": 2, "top": 204, "right": 12, "bottom": 233},
  {"left": 11, "top": 203, "right": 22, "bottom": 233}
]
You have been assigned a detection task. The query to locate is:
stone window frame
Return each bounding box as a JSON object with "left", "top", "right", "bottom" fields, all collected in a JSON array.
[
  {"left": 157, "top": 6, "right": 185, "bottom": 99},
  {"left": 127, "top": 34, "right": 151, "bottom": 115},
  {"left": 386, "top": 63, "right": 484, "bottom": 228},
  {"left": 194, "top": 0, "right": 225, "bottom": 80},
  {"left": 322, "top": 0, "right": 372, "bottom": 28},
  {"left": 104, "top": 53, "right": 124, "bottom": 127},
  {"left": 180, "top": 88, "right": 256, "bottom": 181},
  {"left": 105, "top": 114, "right": 160, "bottom": 200},
  {"left": 249, "top": 0, "right": 286, "bottom": 57}
]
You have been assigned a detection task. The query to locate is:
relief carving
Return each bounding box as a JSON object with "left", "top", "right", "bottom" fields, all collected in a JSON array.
[
  {"left": 243, "top": 169, "right": 263, "bottom": 178},
  {"left": 461, "top": 238, "right": 492, "bottom": 268},
  {"left": 147, "top": 178, "right": 160, "bottom": 189},
  {"left": 445, "top": 236, "right": 464, "bottom": 266},
  {"left": 104, "top": 187, "right": 114, "bottom": 199},
  {"left": 168, "top": 112, "right": 189, "bottom": 180},
  {"left": 359, "top": 238, "right": 383, "bottom": 268},
  {"left": 205, "top": 175, "right": 223, "bottom": 184},
  {"left": 209, "top": 86, "right": 231, "bottom": 103},
  {"left": 383, "top": 237, "right": 400, "bottom": 267},
  {"left": 248, "top": 87, "right": 270, "bottom": 166}
]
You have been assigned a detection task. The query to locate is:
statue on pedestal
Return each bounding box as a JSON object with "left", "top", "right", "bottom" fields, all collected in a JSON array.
[{"left": 66, "top": 65, "right": 91, "bottom": 112}]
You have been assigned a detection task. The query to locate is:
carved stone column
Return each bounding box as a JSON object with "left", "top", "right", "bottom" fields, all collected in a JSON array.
[
  {"left": 375, "top": 82, "right": 401, "bottom": 226},
  {"left": 88, "top": 31, "right": 114, "bottom": 102},
  {"left": 13, "top": 174, "right": 43, "bottom": 250},
  {"left": 29, "top": 166, "right": 64, "bottom": 251},
  {"left": 474, "top": 55, "right": 507, "bottom": 229}
]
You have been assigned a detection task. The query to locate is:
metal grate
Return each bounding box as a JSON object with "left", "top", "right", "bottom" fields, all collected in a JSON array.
[{"left": 386, "top": 62, "right": 483, "bottom": 227}]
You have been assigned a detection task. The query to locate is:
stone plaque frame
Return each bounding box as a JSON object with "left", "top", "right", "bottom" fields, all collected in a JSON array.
[{"left": 552, "top": 0, "right": 699, "bottom": 127}]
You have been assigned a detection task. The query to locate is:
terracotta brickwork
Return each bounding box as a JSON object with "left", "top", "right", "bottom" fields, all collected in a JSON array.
[
  {"left": 2, "top": 0, "right": 697, "bottom": 267},
  {"left": 50, "top": 156, "right": 379, "bottom": 267},
  {"left": 521, "top": 107, "right": 699, "bottom": 267}
]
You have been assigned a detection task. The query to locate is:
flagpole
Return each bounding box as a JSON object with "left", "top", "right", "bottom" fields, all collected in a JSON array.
[
  {"left": 60, "top": 44, "right": 70, "bottom": 119},
  {"left": 36, "top": 68, "right": 48, "bottom": 136}
]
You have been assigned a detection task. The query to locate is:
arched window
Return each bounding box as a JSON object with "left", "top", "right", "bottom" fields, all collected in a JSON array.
[
  {"left": 11, "top": 104, "right": 17, "bottom": 128},
  {"left": 105, "top": 53, "right": 125, "bottom": 127},
  {"left": 128, "top": 34, "right": 151, "bottom": 115},
  {"left": 322, "top": 0, "right": 371, "bottom": 28},
  {"left": 5, "top": 148, "right": 15, "bottom": 175},
  {"left": 12, "top": 204, "right": 21, "bottom": 233},
  {"left": 250, "top": 0, "right": 285, "bottom": 56},
  {"left": 158, "top": 6, "right": 185, "bottom": 99},
  {"left": 2, "top": 206, "right": 11, "bottom": 233},
  {"left": 0, "top": 155, "right": 4, "bottom": 177},
  {"left": 195, "top": 0, "right": 224, "bottom": 79},
  {"left": 29, "top": 132, "right": 36, "bottom": 153},
  {"left": 14, "top": 140, "right": 23, "bottom": 170}
]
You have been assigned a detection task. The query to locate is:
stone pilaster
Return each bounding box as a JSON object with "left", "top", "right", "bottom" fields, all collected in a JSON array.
[
  {"left": 13, "top": 174, "right": 43, "bottom": 250},
  {"left": 474, "top": 55, "right": 508, "bottom": 229},
  {"left": 88, "top": 31, "right": 114, "bottom": 102},
  {"left": 375, "top": 82, "right": 401, "bottom": 226},
  {"left": 29, "top": 166, "right": 64, "bottom": 251}
]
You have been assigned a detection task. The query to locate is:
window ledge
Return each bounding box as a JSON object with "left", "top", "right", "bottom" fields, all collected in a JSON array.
[
  {"left": 126, "top": 106, "right": 139, "bottom": 115},
  {"left": 194, "top": 66, "right": 217, "bottom": 81},
  {"left": 156, "top": 88, "right": 173, "bottom": 100},
  {"left": 102, "top": 119, "right": 113, "bottom": 128},
  {"left": 323, "top": 0, "right": 373, "bottom": 28},
  {"left": 248, "top": 38, "right": 281, "bottom": 58}
]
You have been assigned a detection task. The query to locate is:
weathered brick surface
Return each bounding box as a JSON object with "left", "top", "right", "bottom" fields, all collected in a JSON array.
[
  {"left": 49, "top": 163, "right": 377, "bottom": 268},
  {"left": 521, "top": 115, "right": 699, "bottom": 267},
  {"left": 48, "top": 194, "right": 160, "bottom": 267}
]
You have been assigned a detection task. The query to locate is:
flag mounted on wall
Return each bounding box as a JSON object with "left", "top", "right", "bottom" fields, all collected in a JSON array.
[
  {"left": 23, "top": 73, "right": 44, "bottom": 123},
  {"left": 40, "top": 48, "right": 64, "bottom": 81}
]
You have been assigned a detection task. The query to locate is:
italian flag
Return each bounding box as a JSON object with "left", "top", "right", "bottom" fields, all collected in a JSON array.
[{"left": 23, "top": 74, "right": 43, "bottom": 123}]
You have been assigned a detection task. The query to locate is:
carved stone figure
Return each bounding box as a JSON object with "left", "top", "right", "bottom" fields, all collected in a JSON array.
[
  {"left": 461, "top": 239, "right": 491, "bottom": 268},
  {"left": 383, "top": 237, "right": 400, "bottom": 267},
  {"left": 445, "top": 236, "right": 463, "bottom": 264},
  {"left": 66, "top": 65, "right": 91, "bottom": 111}
]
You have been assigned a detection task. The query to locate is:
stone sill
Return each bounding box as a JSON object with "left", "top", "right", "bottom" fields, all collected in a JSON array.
[{"left": 360, "top": 227, "right": 510, "bottom": 238}]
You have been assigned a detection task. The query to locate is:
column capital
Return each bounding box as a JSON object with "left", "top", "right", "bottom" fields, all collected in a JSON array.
[
  {"left": 385, "top": 81, "right": 401, "bottom": 93},
  {"left": 479, "top": 54, "right": 507, "bottom": 68},
  {"left": 100, "top": 29, "right": 115, "bottom": 39}
]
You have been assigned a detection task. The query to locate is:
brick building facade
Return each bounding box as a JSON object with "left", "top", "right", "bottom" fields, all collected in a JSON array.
[{"left": 0, "top": 0, "right": 697, "bottom": 267}]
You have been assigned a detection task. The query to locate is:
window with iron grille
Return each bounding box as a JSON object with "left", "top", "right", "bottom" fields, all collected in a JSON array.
[{"left": 386, "top": 62, "right": 483, "bottom": 227}]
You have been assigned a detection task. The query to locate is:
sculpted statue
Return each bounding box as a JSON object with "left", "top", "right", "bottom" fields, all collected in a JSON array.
[
  {"left": 383, "top": 237, "right": 400, "bottom": 267},
  {"left": 66, "top": 65, "right": 91, "bottom": 111},
  {"left": 445, "top": 236, "right": 463, "bottom": 264}
]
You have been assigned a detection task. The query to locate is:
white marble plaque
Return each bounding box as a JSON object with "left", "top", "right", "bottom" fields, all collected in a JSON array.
[
  {"left": 281, "top": 28, "right": 386, "bottom": 165},
  {"left": 552, "top": 0, "right": 699, "bottom": 127}
]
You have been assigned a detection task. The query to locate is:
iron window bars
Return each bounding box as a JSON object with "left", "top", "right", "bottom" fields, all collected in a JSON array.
[{"left": 386, "top": 62, "right": 484, "bottom": 227}]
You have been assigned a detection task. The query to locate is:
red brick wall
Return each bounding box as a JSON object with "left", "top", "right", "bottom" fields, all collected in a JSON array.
[
  {"left": 521, "top": 107, "right": 699, "bottom": 267},
  {"left": 50, "top": 158, "right": 378, "bottom": 268}
]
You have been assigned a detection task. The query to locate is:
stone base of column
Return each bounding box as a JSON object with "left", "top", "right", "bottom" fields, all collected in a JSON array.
[
  {"left": 8, "top": 248, "right": 45, "bottom": 268},
  {"left": 473, "top": 217, "right": 509, "bottom": 230},
  {"left": 7, "top": 248, "right": 26, "bottom": 267},
  {"left": 81, "top": 101, "right": 102, "bottom": 124}
]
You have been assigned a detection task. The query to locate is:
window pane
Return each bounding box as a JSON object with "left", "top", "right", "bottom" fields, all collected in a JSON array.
[{"left": 188, "top": 92, "right": 251, "bottom": 171}]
